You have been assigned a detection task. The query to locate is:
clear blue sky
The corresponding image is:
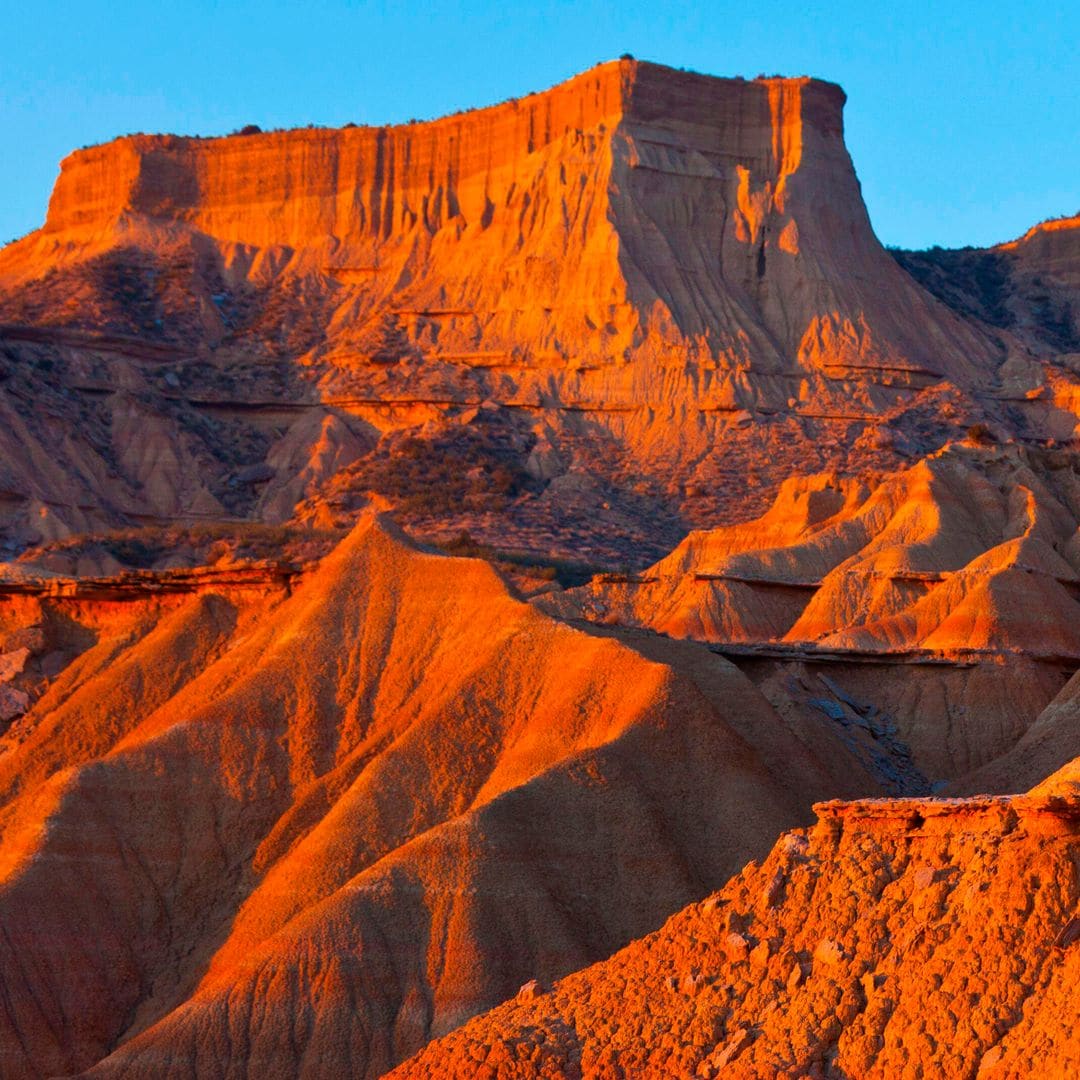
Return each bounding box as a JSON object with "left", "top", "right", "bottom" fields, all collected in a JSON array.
[{"left": 3, "top": 1, "right": 1077, "bottom": 249}]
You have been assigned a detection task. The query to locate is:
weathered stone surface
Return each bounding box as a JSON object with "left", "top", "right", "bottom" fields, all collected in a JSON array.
[
  {"left": 393, "top": 767, "right": 1080, "bottom": 1078},
  {"left": 0, "top": 514, "right": 848, "bottom": 1078},
  {"left": 0, "top": 58, "right": 1076, "bottom": 1080},
  {"left": 0, "top": 683, "right": 29, "bottom": 721}
]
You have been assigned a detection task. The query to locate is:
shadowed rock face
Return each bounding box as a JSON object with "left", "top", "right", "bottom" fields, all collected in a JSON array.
[
  {"left": 0, "top": 60, "right": 1066, "bottom": 560},
  {"left": 392, "top": 761, "right": 1080, "bottom": 1079},
  {"left": 895, "top": 213, "right": 1080, "bottom": 355}
]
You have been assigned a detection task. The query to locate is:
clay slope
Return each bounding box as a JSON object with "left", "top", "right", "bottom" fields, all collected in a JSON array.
[
  {"left": 0, "top": 60, "right": 1059, "bottom": 559},
  {"left": 547, "top": 441, "right": 1080, "bottom": 659},
  {"left": 0, "top": 512, "right": 864, "bottom": 1079},
  {"left": 394, "top": 759, "right": 1080, "bottom": 1078}
]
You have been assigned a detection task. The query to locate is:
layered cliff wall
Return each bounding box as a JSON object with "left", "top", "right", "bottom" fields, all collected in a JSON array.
[
  {"left": 8, "top": 60, "right": 1000, "bottom": 380},
  {"left": 0, "top": 59, "right": 1059, "bottom": 557},
  {"left": 40, "top": 62, "right": 843, "bottom": 256}
]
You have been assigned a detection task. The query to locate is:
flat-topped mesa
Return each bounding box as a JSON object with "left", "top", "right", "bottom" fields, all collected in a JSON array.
[
  {"left": 41, "top": 61, "right": 844, "bottom": 248},
  {"left": 12, "top": 59, "right": 997, "bottom": 384},
  {"left": 0, "top": 60, "right": 1021, "bottom": 554}
]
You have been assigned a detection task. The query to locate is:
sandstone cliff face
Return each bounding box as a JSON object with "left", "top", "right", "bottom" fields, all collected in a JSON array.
[
  {"left": 1, "top": 522, "right": 1074, "bottom": 1079},
  {"left": 0, "top": 58, "right": 1076, "bottom": 1080},
  {"left": 0, "top": 61, "right": 1061, "bottom": 557},
  {"left": 8, "top": 60, "right": 1003, "bottom": 387},
  {"left": 393, "top": 763, "right": 1080, "bottom": 1078}
]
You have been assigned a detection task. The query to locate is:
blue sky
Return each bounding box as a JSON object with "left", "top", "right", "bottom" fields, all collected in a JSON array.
[{"left": 3, "top": 1, "right": 1077, "bottom": 249}]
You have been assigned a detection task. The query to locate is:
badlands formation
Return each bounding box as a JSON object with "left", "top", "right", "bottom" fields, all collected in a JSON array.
[
  {"left": 0, "top": 59, "right": 1076, "bottom": 563},
  {"left": 0, "top": 59, "right": 1077, "bottom": 1077}
]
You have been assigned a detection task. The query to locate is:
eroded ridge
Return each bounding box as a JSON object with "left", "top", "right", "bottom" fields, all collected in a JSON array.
[
  {"left": 547, "top": 441, "right": 1080, "bottom": 660},
  {"left": 0, "top": 513, "right": 850, "bottom": 1078}
]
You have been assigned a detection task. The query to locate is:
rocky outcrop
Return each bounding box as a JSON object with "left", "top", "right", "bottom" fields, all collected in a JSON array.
[
  {"left": 2, "top": 518, "right": 1072, "bottom": 1077},
  {"left": 0, "top": 561, "right": 299, "bottom": 597},
  {"left": 0, "top": 59, "right": 1077, "bottom": 1080},
  {"left": 895, "top": 212, "right": 1080, "bottom": 357},
  {"left": 540, "top": 441, "right": 1080, "bottom": 784},
  {"left": 393, "top": 760, "right": 1080, "bottom": 1078},
  {"left": 0, "top": 555, "right": 295, "bottom": 742}
]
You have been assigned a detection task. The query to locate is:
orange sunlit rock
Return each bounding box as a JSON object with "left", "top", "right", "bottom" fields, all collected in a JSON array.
[
  {"left": 0, "top": 60, "right": 1064, "bottom": 555},
  {"left": 0, "top": 57, "right": 1078, "bottom": 1079},
  {"left": 0, "top": 514, "right": 857, "bottom": 1077},
  {"left": 393, "top": 761, "right": 1080, "bottom": 1078},
  {"left": 548, "top": 440, "right": 1080, "bottom": 660}
]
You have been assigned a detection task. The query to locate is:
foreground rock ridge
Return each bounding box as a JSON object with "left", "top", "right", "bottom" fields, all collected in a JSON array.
[
  {"left": 393, "top": 761, "right": 1080, "bottom": 1078},
  {"left": 0, "top": 514, "right": 857, "bottom": 1077},
  {"left": 0, "top": 57, "right": 1078, "bottom": 1079}
]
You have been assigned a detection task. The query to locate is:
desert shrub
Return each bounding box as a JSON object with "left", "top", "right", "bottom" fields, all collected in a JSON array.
[
  {"left": 438, "top": 530, "right": 489, "bottom": 559},
  {"left": 344, "top": 413, "right": 536, "bottom": 517},
  {"left": 429, "top": 533, "right": 599, "bottom": 588}
]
